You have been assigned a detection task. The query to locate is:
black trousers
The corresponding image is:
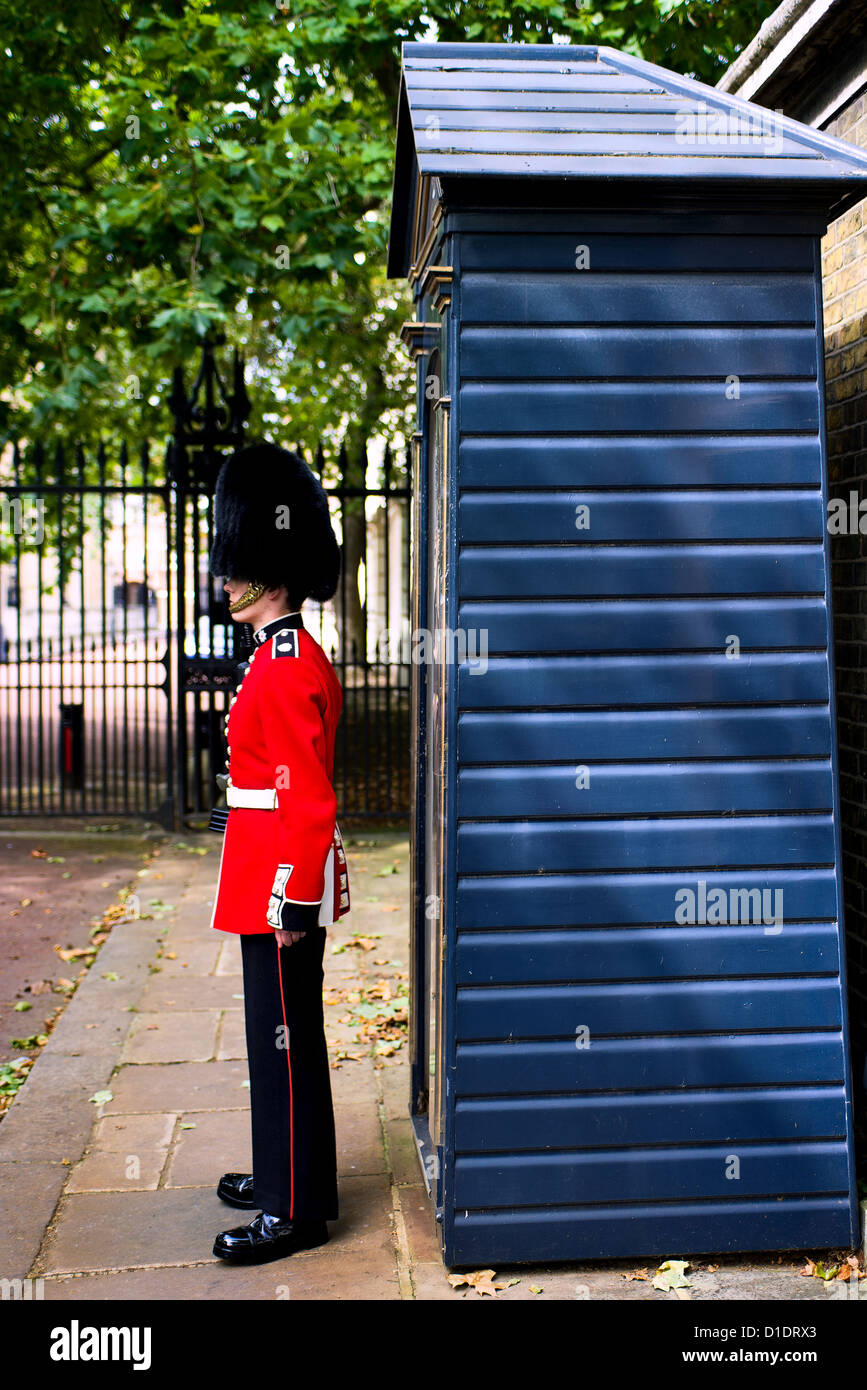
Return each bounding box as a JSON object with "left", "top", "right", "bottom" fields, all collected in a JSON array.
[{"left": 240, "top": 930, "right": 339, "bottom": 1222}]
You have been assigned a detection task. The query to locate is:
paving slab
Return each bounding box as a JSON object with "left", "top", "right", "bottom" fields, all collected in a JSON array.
[
  {"left": 216, "top": 1009, "right": 246, "bottom": 1061},
  {"left": 0, "top": 1052, "right": 118, "bottom": 1163},
  {"left": 136, "top": 975, "right": 242, "bottom": 1011},
  {"left": 91, "top": 1112, "right": 178, "bottom": 1152},
  {"left": 102, "top": 1061, "right": 250, "bottom": 1114},
  {"left": 215, "top": 938, "right": 242, "bottom": 975},
  {"left": 42, "top": 1243, "right": 401, "bottom": 1300},
  {"left": 37, "top": 1188, "right": 242, "bottom": 1274},
  {"left": 122, "top": 1010, "right": 221, "bottom": 1064},
  {"left": 400, "top": 1184, "right": 442, "bottom": 1265},
  {"left": 378, "top": 1060, "right": 412, "bottom": 1122},
  {"left": 386, "top": 1116, "right": 424, "bottom": 1186},
  {"left": 151, "top": 940, "right": 223, "bottom": 977},
  {"left": 327, "top": 1056, "right": 380, "bottom": 1105},
  {"left": 163, "top": 1110, "right": 251, "bottom": 1188},
  {"left": 0, "top": 1161, "right": 72, "bottom": 1281},
  {"left": 65, "top": 1149, "right": 167, "bottom": 1193},
  {"left": 335, "top": 1102, "right": 388, "bottom": 1178}
]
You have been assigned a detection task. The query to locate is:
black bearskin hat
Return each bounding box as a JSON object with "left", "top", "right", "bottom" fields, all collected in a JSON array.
[{"left": 209, "top": 442, "right": 340, "bottom": 603}]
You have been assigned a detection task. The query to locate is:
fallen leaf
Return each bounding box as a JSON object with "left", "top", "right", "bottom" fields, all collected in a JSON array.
[
  {"left": 89, "top": 1090, "right": 113, "bottom": 1105},
  {"left": 652, "top": 1260, "right": 692, "bottom": 1294},
  {"left": 446, "top": 1269, "right": 512, "bottom": 1298},
  {"left": 622, "top": 1269, "right": 649, "bottom": 1281}
]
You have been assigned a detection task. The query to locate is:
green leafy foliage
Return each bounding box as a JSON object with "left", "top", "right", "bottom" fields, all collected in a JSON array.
[{"left": 0, "top": 1, "right": 780, "bottom": 450}]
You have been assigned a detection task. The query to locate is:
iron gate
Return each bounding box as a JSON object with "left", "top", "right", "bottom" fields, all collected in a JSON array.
[{"left": 0, "top": 344, "right": 412, "bottom": 825}]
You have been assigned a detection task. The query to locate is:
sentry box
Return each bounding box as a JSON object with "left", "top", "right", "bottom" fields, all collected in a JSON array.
[{"left": 387, "top": 41, "right": 867, "bottom": 1268}]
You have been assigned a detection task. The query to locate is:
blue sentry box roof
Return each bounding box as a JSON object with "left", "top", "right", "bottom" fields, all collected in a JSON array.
[{"left": 387, "top": 41, "right": 867, "bottom": 275}]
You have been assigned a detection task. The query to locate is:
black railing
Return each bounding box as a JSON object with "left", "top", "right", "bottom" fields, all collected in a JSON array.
[{"left": 0, "top": 344, "right": 412, "bottom": 825}]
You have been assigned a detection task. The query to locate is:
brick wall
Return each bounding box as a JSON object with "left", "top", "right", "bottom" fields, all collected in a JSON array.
[{"left": 821, "top": 92, "right": 867, "bottom": 1144}]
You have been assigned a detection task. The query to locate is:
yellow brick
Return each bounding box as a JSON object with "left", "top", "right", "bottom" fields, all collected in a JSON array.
[
  {"left": 840, "top": 317, "right": 863, "bottom": 346},
  {"left": 838, "top": 263, "right": 865, "bottom": 294},
  {"left": 826, "top": 299, "right": 843, "bottom": 327},
  {"left": 841, "top": 288, "right": 867, "bottom": 320}
]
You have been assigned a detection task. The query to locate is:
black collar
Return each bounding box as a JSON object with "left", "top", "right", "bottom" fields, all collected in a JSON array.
[{"left": 252, "top": 611, "right": 304, "bottom": 647}]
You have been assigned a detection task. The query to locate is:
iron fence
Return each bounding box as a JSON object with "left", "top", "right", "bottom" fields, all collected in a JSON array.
[{"left": 0, "top": 345, "right": 412, "bottom": 825}]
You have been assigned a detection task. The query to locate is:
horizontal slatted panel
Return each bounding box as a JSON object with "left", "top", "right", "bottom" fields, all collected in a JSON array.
[
  {"left": 407, "top": 68, "right": 659, "bottom": 93},
  {"left": 455, "top": 1085, "right": 847, "bottom": 1149},
  {"left": 418, "top": 131, "right": 810, "bottom": 157},
  {"left": 457, "top": 924, "right": 839, "bottom": 982},
  {"left": 405, "top": 56, "right": 605, "bottom": 71},
  {"left": 457, "top": 653, "right": 830, "bottom": 706},
  {"left": 459, "top": 544, "right": 825, "bottom": 596},
  {"left": 421, "top": 155, "right": 850, "bottom": 178},
  {"left": 457, "top": 599, "right": 828, "bottom": 652},
  {"left": 450, "top": 1200, "right": 853, "bottom": 1264},
  {"left": 457, "top": 707, "right": 832, "bottom": 761},
  {"left": 458, "top": 762, "right": 832, "bottom": 817},
  {"left": 462, "top": 325, "right": 818, "bottom": 375},
  {"left": 459, "top": 436, "right": 822, "bottom": 487},
  {"left": 461, "top": 271, "right": 817, "bottom": 322},
  {"left": 415, "top": 108, "right": 785, "bottom": 133},
  {"left": 458, "top": 817, "right": 835, "bottom": 874},
  {"left": 456, "top": 1033, "right": 848, "bottom": 1094},
  {"left": 457, "top": 870, "right": 837, "bottom": 928},
  {"left": 458, "top": 235, "right": 817, "bottom": 271},
  {"left": 460, "top": 491, "right": 823, "bottom": 541},
  {"left": 460, "top": 381, "right": 819, "bottom": 432},
  {"left": 455, "top": 1142, "right": 850, "bottom": 1207},
  {"left": 407, "top": 88, "right": 681, "bottom": 111}
]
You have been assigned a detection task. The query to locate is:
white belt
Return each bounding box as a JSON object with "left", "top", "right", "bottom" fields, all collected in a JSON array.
[{"left": 226, "top": 784, "right": 278, "bottom": 810}]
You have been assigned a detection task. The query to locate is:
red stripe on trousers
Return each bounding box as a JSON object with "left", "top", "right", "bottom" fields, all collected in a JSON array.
[{"left": 275, "top": 938, "right": 295, "bottom": 1221}]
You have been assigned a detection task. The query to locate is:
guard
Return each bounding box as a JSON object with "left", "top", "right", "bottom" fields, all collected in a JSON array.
[{"left": 206, "top": 441, "right": 350, "bottom": 1265}]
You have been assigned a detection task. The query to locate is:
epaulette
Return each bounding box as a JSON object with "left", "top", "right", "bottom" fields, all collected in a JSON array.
[{"left": 272, "top": 630, "right": 300, "bottom": 658}]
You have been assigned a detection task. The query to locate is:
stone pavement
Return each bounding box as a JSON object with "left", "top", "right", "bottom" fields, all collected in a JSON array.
[
  {"left": 0, "top": 820, "right": 153, "bottom": 1068},
  {"left": 0, "top": 825, "right": 860, "bottom": 1302}
]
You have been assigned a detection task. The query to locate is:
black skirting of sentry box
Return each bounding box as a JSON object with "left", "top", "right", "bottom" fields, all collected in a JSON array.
[{"left": 387, "top": 40, "right": 867, "bottom": 1268}]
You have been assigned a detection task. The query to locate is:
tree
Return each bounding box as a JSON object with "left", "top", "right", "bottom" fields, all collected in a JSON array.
[{"left": 0, "top": 0, "right": 781, "bottom": 449}]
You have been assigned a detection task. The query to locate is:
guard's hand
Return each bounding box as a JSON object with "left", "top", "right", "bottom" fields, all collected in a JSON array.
[{"left": 274, "top": 929, "right": 306, "bottom": 948}]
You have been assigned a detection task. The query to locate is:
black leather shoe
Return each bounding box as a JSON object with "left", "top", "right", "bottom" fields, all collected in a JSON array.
[
  {"left": 213, "top": 1211, "right": 330, "bottom": 1265},
  {"left": 217, "top": 1172, "right": 256, "bottom": 1209}
]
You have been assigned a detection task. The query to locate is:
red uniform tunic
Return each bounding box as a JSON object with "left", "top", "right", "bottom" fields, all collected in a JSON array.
[{"left": 209, "top": 613, "right": 350, "bottom": 935}]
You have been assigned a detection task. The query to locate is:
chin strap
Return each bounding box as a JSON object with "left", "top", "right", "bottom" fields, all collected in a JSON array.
[{"left": 229, "top": 580, "right": 267, "bottom": 613}]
